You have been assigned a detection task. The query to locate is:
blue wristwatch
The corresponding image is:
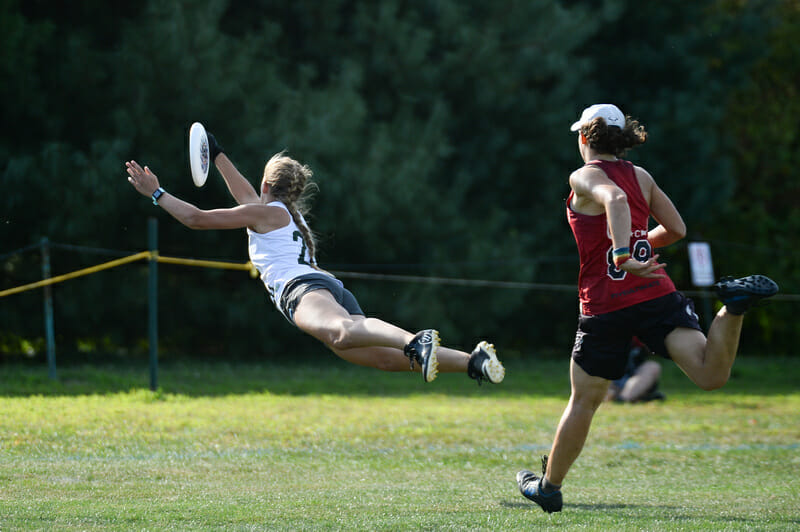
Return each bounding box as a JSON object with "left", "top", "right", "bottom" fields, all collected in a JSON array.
[{"left": 152, "top": 187, "right": 166, "bottom": 205}]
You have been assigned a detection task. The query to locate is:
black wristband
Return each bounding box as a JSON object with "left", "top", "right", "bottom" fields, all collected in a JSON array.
[{"left": 207, "top": 132, "right": 224, "bottom": 162}]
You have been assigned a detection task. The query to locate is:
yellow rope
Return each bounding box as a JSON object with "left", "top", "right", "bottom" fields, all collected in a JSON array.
[
  {"left": 0, "top": 251, "right": 151, "bottom": 297},
  {"left": 0, "top": 251, "right": 258, "bottom": 298},
  {"left": 156, "top": 255, "right": 255, "bottom": 273}
]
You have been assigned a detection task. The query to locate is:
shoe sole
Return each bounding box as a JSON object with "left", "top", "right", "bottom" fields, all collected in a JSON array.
[
  {"left": 422, "top": 331, "right": 440, "bottom": 383},
  {"left": 738, "top": 275, "right": 779, "bottom": 296},
  {"left": 478, "top": 341, "right": 505, "bottom": 384},
  {"left": 719, "top": 275, "right": 779, "bottom": 300}
]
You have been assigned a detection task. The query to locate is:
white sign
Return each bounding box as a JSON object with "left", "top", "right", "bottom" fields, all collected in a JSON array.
[{"left": 688, "top": 242, "right": 715, "bottom": 287}]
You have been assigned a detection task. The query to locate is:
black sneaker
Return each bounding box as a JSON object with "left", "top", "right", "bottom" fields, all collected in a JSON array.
[
  {"left": 517, "top": 456, "right": 562, "bottom": 513},
  {"left": 713, "top": 275, "right": 779, "bottom": 315},
  {"left": 404, "top": 329, "right": 440, "bottom": 383},
  {"left": 467, "top": 341, "right": 505, "bottom": 384}
]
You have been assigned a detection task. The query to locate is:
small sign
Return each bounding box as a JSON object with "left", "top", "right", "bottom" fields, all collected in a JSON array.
[{"left": 688, "top": 242, "right": 715, "bottom": 287}]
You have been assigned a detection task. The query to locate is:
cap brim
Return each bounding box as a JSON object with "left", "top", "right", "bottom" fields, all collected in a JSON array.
[{"left": 569, "top": 120, "right": 582, "bottom": 132}]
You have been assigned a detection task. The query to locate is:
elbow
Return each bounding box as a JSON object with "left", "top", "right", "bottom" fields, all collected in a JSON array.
[
  {"left": 671, "top": 222, "right": 687, "bottom": 241},
  {"left": 183, "top": 211, "right": 208, "bottom": 230}
]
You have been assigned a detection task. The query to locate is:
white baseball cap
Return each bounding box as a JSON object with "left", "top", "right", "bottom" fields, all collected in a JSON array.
[{"left": 570, "top": 104, "right": 625, "bottom": 131}]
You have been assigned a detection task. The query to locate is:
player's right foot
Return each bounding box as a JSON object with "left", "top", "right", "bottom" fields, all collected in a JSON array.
[
  {"left": 404, "top": 329, "right": 440, "bottom": 383},
  {"left": 517, "top": 456, "right": 562, "bottom": 513},
  {"left": 713, "top": 275, "right": 779, "bottom": 315},
  {"left": 468, "top": 341, "right": 505, "bottom": 384}
]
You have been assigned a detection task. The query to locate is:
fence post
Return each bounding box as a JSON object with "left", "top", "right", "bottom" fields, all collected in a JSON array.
[
  {"left": 148, "top": 218, "right": 159, "bottom": 391},
  {"left": 41, "top": 237, "right": 57, "bottom": 380}
]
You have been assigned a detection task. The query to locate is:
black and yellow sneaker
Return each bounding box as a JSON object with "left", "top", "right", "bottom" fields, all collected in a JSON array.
[
  {"left": 517, "top": 456, "right": 563, "bottom": 513},
  {"left": 467, "top": 341, "right": 505, "bottom": 385},
  {"left": 713, "top": 275, "right": 779, "bottom": 315},
  {"left": 404, "top": 329, "right": 440, "bottom": 383}
]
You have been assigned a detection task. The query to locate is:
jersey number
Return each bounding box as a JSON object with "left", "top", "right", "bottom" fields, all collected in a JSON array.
[
  {"left": 606, "top": 239, "right": 652, "bottom": 280},
  {"left": 293, "top": 231, "right": 310, "bottom": 265}
]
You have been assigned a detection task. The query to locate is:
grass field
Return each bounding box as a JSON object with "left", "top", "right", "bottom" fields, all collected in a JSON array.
[{"left": 1, "top": 355, "right": 798, "bottom": 530}]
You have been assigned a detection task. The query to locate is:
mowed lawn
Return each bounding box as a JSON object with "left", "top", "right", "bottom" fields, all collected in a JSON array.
[{"left": 1, "top": 356, "right": 798, "bottom": 530}]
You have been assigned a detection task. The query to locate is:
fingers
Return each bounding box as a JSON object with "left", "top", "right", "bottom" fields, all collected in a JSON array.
[
  {"left": 621, "top": 256, "right": 668, "bottom": 279},
  {"left": 126, "top": 161, "right": 142, "bottom": 179}
]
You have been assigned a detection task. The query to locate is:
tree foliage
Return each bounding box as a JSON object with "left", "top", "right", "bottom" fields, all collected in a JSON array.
[{"left": 1, "top": 0, "right": 796, "bottom": 359}]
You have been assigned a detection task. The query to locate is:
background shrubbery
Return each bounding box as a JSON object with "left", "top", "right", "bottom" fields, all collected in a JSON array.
[{"left": 2, "top": 0, "right": 798, "bottom": 360}]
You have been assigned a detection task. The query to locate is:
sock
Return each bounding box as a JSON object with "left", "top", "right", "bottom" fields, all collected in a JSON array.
[
  {"left": 541, "top": 478, "right": 561, "bottom": 494},
  {"left": 467, "top": 352, "right": 483, "bottom": 378}
]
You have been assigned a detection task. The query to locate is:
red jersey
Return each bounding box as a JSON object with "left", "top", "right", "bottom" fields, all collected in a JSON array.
[{"left": 566, "top": 159, "right": 675, "bottom": 315}]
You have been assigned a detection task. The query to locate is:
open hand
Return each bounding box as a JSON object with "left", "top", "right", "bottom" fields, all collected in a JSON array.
[
  {"left": 620, "top": 254, "right": 667, "bottom": 279},
  {"left": 126, "top": 160, "right": 160, "bottom": 198}
]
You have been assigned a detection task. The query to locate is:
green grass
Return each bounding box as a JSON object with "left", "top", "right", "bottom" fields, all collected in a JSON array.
[{"left": 1, "top": 356, "right": 799, "bottom": 530}]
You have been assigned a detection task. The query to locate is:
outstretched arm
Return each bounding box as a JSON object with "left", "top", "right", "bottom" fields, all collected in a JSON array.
[
  {"left": 205, "top": 132, "right": 261, "bottom": 205},
  {"left": 215, "top": 153, "right": 261, "bottom": 205},
  {"left": 125, "top": 160, "right": 280, "bottom": 231}
]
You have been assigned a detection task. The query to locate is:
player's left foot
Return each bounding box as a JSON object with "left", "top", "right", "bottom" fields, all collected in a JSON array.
[
  {"left": 713, "top": 275, "right": 779, "bottom": 315},
  {"left": 404, "top": 329, "right": 440, "bottom": 383},
  {"left": 517, "top": 456, "right": 562, "bottom": 513},
  {"left": 468, "top": 341, "right": 505, "bottom": 384}
]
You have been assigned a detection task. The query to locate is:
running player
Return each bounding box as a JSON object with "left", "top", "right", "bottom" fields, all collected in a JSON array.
[{"left": 516, "top": 104, "right": 778, "bottom": 512}]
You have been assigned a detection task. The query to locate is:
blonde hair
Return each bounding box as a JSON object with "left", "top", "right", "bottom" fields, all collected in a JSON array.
[{"left": 263, "top": 151, "right": 318, "bottom": 264}]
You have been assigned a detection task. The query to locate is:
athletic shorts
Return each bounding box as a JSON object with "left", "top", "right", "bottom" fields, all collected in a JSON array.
[
  {"left": 278, "top": 273, "right": 365, "bottom": 324},
  {"left": 571, "top": 291, "right": 702, "bottom": 380}
]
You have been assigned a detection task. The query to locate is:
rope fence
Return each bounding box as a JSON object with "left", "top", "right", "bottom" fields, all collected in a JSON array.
[
  {"left": 2, "top": 219, "right": 798, "bottom": 388},
  {"left": 0, "top": 250, "right": 257, "bottom": 299},
  {"left": 0, "top": 219, "right": 260, "bottom": 388}
]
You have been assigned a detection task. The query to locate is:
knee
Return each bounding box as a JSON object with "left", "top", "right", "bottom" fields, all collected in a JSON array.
[
  {"left": 696, "top": 372, "right": 729, "bottom": 391},
  {"left": 324, "top": 320, "right": 358, "bottom": 351},
  {"left": 571, "top": 390, "right": 607, "bottom": 412}
]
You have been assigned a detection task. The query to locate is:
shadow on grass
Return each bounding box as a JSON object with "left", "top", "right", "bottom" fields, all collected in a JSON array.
[
  {"left": 2, "top": 356, "right": 799, "bottom": 398},
  {"left": 501, "top": 500, "right": 800, "bottom": 527},
  {"left": 0, "top": 357, "right": 570, "bottom": 398}
]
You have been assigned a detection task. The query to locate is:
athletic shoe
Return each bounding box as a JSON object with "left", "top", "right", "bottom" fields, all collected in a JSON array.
[
  {"left": 467, "top": 341, "right": 505, "bottom": 385},
  {"left": 517, "top": 456, "right": 562, "bottom": 513},
  {"left": 404, "top": 329, "right": 440, "bottom": 383},
  {"left": 713, "top": 275, "right": 779, "bottom": 315}
]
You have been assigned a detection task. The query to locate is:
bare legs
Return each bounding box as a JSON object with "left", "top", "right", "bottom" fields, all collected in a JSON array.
[
  {"left": 292, "top": 289, "right": 471, "bottom": 373},
  {"left": 545, "top": 360, "right": 609, "bottom": 486},
  {"left": 329, "top": 345, "right": 471, "bottom": 373},
  {"left": 543, "top": 308, "right": 745, "bottom": 487},
  {"left": 667, "top": 308, "right": 743, "bottom": 390},
  {"left": 293, "top": 290, "right": 414, "bottom": 351}
]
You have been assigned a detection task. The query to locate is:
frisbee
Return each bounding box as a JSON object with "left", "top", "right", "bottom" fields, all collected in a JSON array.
[{"left": 188, "top": 121, "right": 210, "bottom": 187}]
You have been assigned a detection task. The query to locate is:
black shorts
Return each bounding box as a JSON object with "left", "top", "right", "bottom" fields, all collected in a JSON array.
[
  {"left": 279, "top": 273, "right": 365, "bottom": 324},
  {"left": 571, "top": 292, "right": 702, "bottom": 380}
]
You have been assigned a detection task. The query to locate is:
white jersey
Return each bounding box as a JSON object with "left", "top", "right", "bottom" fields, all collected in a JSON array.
[{"left": 247, "top": 201, "right": 336, "bottom": 307}]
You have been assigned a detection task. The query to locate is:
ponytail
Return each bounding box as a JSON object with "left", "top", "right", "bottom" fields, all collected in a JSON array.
[
  {"left": 285, "top": 203, "right": 318, "bottom": 265},
  {"left": 263, "top": 151, "right": 319, "bottom": 265},
  {"left": 581, "top": 116, "right": 647, "bottom": 157}
]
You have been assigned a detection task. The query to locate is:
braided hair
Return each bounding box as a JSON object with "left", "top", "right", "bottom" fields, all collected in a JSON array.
[
  {"left": 263, "top": 151, "right": 318, "bottom": 265},
  {"left": 580, "top": 115, "right": 647, "bottom": 157}
]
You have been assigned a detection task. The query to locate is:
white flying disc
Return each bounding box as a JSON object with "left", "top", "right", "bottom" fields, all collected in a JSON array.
[{"left": 189, "top": 121, "right": 210, "bottom": 187}]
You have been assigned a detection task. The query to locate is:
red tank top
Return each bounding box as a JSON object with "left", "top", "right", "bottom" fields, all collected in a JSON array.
[{"left": 566, "top": 159, "right": 675, "bottom": 315}]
